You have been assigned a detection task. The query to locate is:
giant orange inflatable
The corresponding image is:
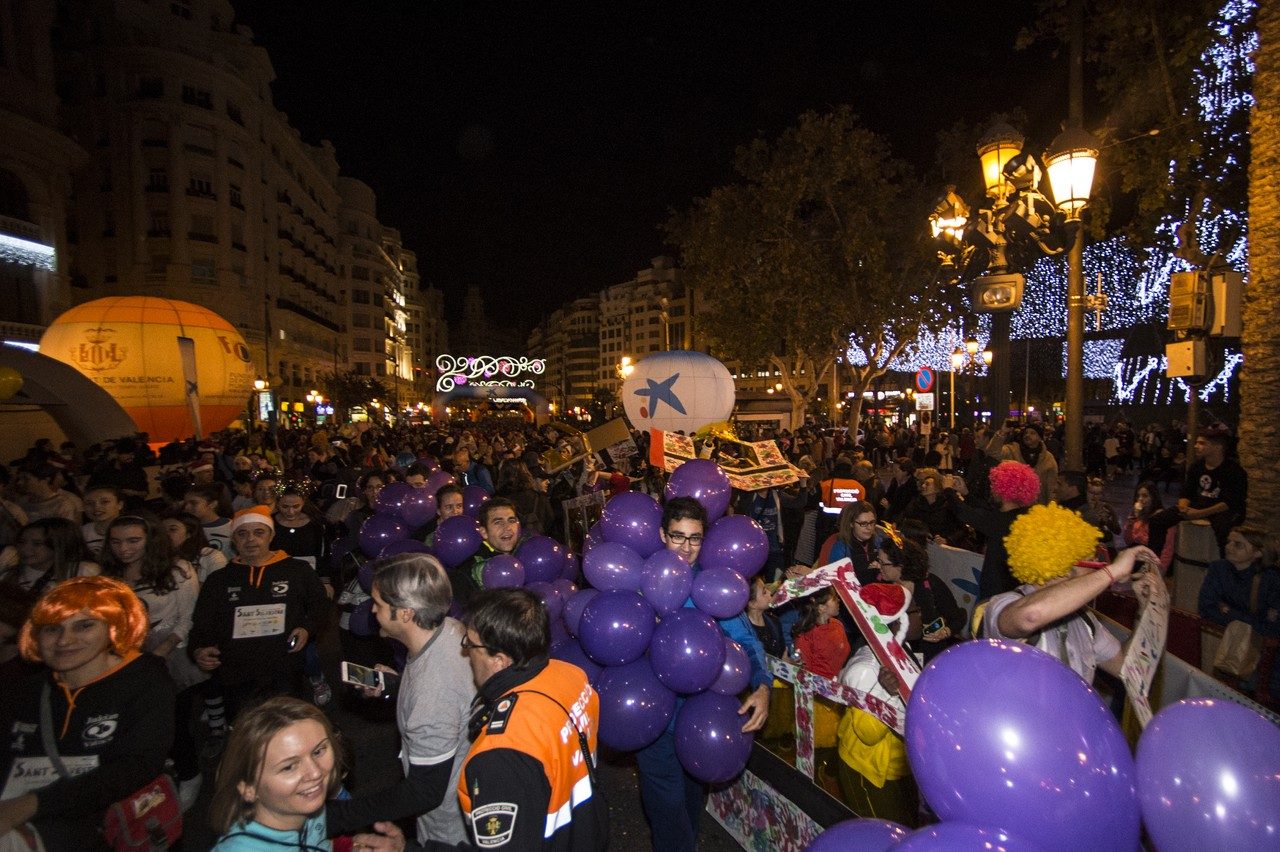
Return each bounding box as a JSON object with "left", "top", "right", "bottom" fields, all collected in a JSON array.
[{"left": 40, "top": 297, "right": 255, "bottom": 441}]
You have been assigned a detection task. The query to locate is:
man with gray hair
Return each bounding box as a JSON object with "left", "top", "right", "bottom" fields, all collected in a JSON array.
[{"left": 325, "top": 552, "right": 475, "bottom": 845}]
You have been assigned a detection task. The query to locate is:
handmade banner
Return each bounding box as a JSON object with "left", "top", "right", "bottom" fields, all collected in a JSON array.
[
  {"left": 1119, "top": 577, "right": 1170, "bottom": 727},
  {"left": 772, "top": 558, "right": 921, "bottom": 704},
  {"left": 649, "top": 428, "right": 803, "bottom": 491}
]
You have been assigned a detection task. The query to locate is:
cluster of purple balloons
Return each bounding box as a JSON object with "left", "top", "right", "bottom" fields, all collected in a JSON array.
[
  {"left": 807, "top": 639, "right": 1280, "bottom": 851},
  {"left": 549, "top": 466, "right": 771, "bottom": 785}
]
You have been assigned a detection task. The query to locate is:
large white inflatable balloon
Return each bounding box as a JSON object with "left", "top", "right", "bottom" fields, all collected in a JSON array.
[{"left": 621, "top": 351, "right": 734, "bottom": 434}]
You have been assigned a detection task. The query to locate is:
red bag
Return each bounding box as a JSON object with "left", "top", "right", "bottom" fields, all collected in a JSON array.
[{"left": 102, "top": 774, "right": 183, "bottom": 851}]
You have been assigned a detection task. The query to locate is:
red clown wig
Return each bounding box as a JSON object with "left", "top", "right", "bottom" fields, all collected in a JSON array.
[
  {"left": 988, "top": 460, "right": 1041, "bottom": 508},
  {"left": 18, "top": 575, "right": 148, "bottom": 662}
]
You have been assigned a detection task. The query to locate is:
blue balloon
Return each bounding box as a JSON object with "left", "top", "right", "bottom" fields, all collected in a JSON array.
[
  {"left": 359, "top": 513, "right": 410, "bottom": 556},
  {"left": 528, "top": 581, "right": 565, "bottom": 623},
  {"left": 599, "top": 491, "right": 664, "bottom": 557},
  {"left": 516, "top": 536, "right": 565, "bottom": 584},
  {"left": 578, "top": 590, "right": 655, "bottom": 667},
  {"left": 674, "top": 691, "right": 753, "bottom": 784},
  {"left": 806, "top": 818, "right": 909, "bottom": 851},
  {"left": 640, "top": 549, "right": 694, "bottom": 614},
  {"left": 374, "top": 481, "right": 414, "bottom": 515},
  {"left": 649, "top": 608, "right": 725, "bottom": 694},
  {"left": 905, "top": 640, "right": 1140, "bottom": 852},
  {"left": 595, "top": 657, "right": 677, "bottom": 751},
  {"left": 482, "top": 554, "right": 525, "bottom": 589}
]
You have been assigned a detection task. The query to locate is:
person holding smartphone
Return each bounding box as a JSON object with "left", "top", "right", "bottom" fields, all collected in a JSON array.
[{"left": 326, "top": 553, "right": 475, "bottom": 846}]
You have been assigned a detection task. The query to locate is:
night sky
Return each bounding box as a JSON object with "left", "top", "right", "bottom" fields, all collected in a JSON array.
[{"left": 235, "top": 1, "right": 1062, "bottom": 329}]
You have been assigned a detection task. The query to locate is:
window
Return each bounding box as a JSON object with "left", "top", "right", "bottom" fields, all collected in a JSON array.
[
  {"left": 189, "top": 214, "right": 215, "bottom": 242},
  {"left": 226, "top": 101, "right": 243, "bottom": 126},
  {"left": 99, "top": 166, "right": 112, "bottom": 193},
  {"left": 184, "top": 124, "right": 216, "bottom": 156},
  {"left": 192, "top": 258, "right": 215, "bottom": 283},
  {"left": 147, "top": 210, "right": 170, "bottom": 237},
  {"left": 229, "top": 183, "right": 242, "bottom": 209},
  {"left": 351, "top": 265, "right": 368, "bottom": 280},
  {"left": 186, "top": 175, "right": 214, "bottom": 198},
  {"left": 353, "top": 337, "right": 372, "bottom": 352},
  {"left": 352, "top": 289, "right": 370, "bottom": 305},
  {"left": 181, "top": 84, "right": 212, "bottom": 110},
  {"left": 352, "top": 313, "right": 371, "bottom": 328},
  {"left": 138, "top": 76, "right": 164, "bottom": 99},
  {"left": 146, "top": 169, "right": 168, "bottom": 192},
  {"left": 102, "top": 209, "right": 115, "bottom": 237},
  {"left": 226, "top": 142, "right": 244, "bottom": 169},
  {"left": 149, "top": 254, "right": 169, "bottom": 275},
  {"left": 354, "top": 362, "right": 371, "bottom": 376},
  {"left": 141, "top": 119, "right": 168, "bottom": 147},
  {"left": 230, "top": 220, "right": 244, "bottom": 250}
]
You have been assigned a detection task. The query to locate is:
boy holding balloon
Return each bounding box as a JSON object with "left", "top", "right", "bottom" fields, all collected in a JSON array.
[{"left": 634, "top": 496, "right": 771, "bottom": 852}]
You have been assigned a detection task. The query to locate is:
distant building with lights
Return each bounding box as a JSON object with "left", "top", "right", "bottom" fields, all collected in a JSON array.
[{"left": 0, "top": 0, "right": 447, "bottom": 415}]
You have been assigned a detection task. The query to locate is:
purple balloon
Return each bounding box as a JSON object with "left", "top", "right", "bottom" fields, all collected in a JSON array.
[
  {"left": 640, "top": 549, "right": 694, "bottom": 614},
  {"left": 905, "top": 641, "right": 1140, "bottom": 852},
  {"left": 895, "top": 824, "right": 1044, "bottom": 851},
  {"left": 562, "top": 589, "right": 599, "bottom": 637},
  {"left": 550, "top": 577, "right": 577, "bottom": 599},
  {"left": 356, "top": 560, "right": 374, "bottom": 593},
  {"left": 664, "top": 459, "right": 732, "bottom": 521},
  {"left": 347, "top": 598, "right": 380, "bottom": 637},
  {"left": 807, "top": 818, "right": 909, "bottom": 851},
  {"left": 482, "top": 554, "right": 525, "bottom": 588},
  {"left": 378, "top": 539, "right": 432, "bottom": 558},
  {"left": 699, "top": 515, "right": 769, "bottom": 578},
  {"left": 549, "top": 616, "right": 569, "bottom": 647},
  {"left": 550, "top": 637, "right": 602, "bottom": 683},
  {"left": 599, "top": 492, "right": 664, "bottom": 557},
  {"left": 528, "top": 581, "right": 566, "bottom": 623},
  {"left": 560, "top": 551, "right": 581, "bottom": 583},
  {"left": 582, "top": 541, "right": 644, "bottom": 592},
  {"left": 1136, "top": 698, "right": 1280, "bottom": 851},
  {"left": 359, "top": 513, "right": 410, "bottom": 556},
  {"left": 399, "top": 489, "right": 437, "bottom": 528},
  {"left": 710, "top": 638, "right": 750, "bottom": 696},
  {"left": 691, "top": 566, "right": 750, "bottom": 619},
  {"left": 425, "top": 469, "right": 456, "bottom": 496},
  {"left": 374, "top": 481, "right": 414, "bottom": 515},
  {"left": 596, "top": 657, "right": 677, "bottom": 752},
  {"left": 461, "top": 484, "right": 491, "bottom": 518},
  {"left": 578, "top": 590, "right": 656, "bottom": 666},
  {"left": 673, "top": 691, "right": 753, "bottom": 784},
  {"left": 649, "top": 609, "right": 726, "bottom": 694},
  {"left": 433, "top": 515, "right": 483, "bottom": 568},
  {"left": 516, "top": 536, "right": 566, "bottom": 584}
]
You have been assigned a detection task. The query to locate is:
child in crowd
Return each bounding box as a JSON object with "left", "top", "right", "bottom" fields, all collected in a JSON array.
[{"left": 791, "top": 586, "right": 851, "bottom": 768}]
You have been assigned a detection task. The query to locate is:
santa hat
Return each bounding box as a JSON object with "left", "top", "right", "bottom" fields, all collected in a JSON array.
[
  {"left": 230, "top": 505, "right": 274, "bottom": 533},
  {"left": 859, "top": 582, "right": 912, "bottom": 645}
]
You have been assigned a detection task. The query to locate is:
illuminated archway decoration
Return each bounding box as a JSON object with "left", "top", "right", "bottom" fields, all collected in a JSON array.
[{"left": 435, "top": 354, "right": 545, "bottom": 392}]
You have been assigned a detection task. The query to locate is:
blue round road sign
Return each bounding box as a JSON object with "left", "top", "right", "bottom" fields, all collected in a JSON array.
[{"left": 915, "top": 368, "right": 935, "bottom": 393}]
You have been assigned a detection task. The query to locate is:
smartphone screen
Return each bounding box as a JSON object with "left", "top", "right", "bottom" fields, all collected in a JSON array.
[{"left": 341, "top": 661, "right": 382, "bottom": 689}]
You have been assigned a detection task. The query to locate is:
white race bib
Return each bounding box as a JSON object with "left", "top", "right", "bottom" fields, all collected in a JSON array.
[
  {"left": 2, "top": 755, "right": 99, "bottom": 801},
  {"left": 231, "top": 603, "right": 286, "bottom": 640}
]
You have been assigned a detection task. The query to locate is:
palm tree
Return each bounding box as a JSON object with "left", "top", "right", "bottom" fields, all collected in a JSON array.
[{"left": 1242, "top": 0, "right": 1280, "bottom": 532}]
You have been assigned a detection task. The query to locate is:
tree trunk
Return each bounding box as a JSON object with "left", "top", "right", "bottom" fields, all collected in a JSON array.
[{"left": 1242, "top": 0, "right": 1280, "bottom": 534}]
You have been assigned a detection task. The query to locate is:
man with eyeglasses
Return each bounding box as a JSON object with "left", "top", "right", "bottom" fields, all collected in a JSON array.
[{"left": 635, "top": 496, "right": 771, "bottom": 852}]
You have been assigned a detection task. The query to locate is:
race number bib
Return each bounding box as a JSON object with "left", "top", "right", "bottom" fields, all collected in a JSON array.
[
  {"left": 232, "top": 603, "right": 286, "bottom": 639},
  {"left": 2, "top": 755, "right": 99, "bottom": 800}
]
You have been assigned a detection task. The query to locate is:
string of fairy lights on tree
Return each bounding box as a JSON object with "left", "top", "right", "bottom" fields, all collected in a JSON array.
[{"left": 854, "top": 0, "right": 1253, "bottom": 409}]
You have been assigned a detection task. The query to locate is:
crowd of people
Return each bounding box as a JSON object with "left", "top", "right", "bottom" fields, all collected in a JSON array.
[{"left": 0, "top": 412, "right": 1273, "bottom": 850}]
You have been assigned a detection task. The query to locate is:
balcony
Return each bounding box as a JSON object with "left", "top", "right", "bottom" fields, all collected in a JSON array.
[
  {"left": 276, "top": 296, "right": 340, "bottom": 332},
  {"left": 188, "top": 231, "right": 217, "bottom": 243}
]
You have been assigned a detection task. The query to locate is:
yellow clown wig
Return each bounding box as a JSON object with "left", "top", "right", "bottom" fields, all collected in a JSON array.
[
  {"left": 18, "top": 575, "right": 148, "bottom": 662},
  {"left": 1004, "top": 503, "right": 1102, "bottom": 586}
]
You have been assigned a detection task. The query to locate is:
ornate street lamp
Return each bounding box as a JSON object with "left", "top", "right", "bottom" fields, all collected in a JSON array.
[
  {"left": 1043, "top": 126, "right": 1100, "bottom": 220},
  {"left": 977, "top": 122, "right": 1025, "bottom": 207}
]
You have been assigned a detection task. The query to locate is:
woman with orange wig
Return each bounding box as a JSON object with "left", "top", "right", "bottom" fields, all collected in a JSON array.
[{"left": 0, "top": 576, "right": 175, "bottom": 851}]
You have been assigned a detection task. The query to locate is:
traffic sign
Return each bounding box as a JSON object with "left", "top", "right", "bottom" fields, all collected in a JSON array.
[
  {"left": 915, "top": 392, "right": 935, "bottom": 411},
  {"left": 914, "top": 367, "right": 935, "bottom": 393}
]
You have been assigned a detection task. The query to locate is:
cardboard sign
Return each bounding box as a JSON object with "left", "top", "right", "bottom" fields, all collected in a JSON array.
[
  {"left": 1120, "top": 579, "right": 1170, "bottom": 728},
  {"left": 772, "top": 558, "right": 921, "bottom": 703},
  {"left": 650, "top": 429, "right": 803, "bottom": 491}
]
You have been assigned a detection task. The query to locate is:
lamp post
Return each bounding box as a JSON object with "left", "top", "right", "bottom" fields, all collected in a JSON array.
[{"left": 949, "top": 337, "right": 993, "bottom": 429}]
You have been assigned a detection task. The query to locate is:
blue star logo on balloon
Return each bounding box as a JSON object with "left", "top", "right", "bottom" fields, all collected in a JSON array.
[{"left": 621, "top": 351, "right": 734, "bottom": 434}]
